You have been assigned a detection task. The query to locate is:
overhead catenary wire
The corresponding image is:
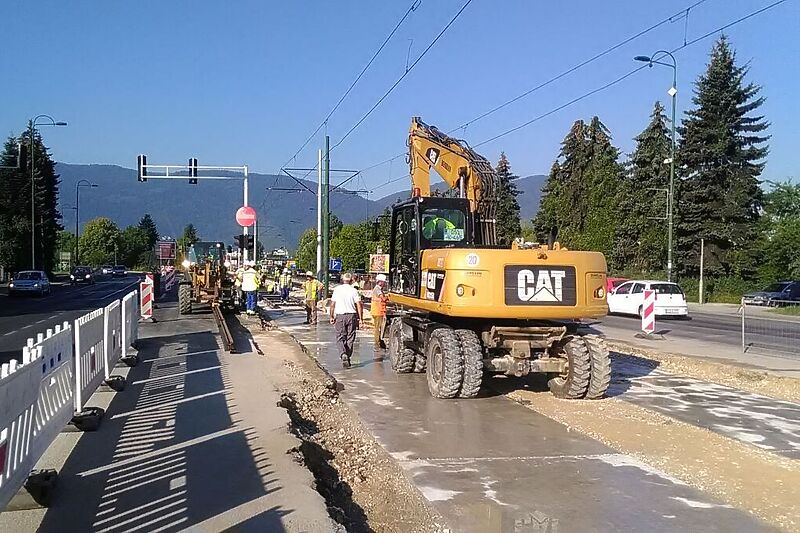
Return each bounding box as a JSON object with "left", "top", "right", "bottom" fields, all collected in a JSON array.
[
  {"left": 367, "top": 0, "right": 789, "bottom": 194},
  {"left": 279, "top": 0, "right": 422, "bottom": 171},
  {"left": 330, "top": 0, "right": 475, "bottom": 152},
  {"left": 347, "top": 0, "right": 714, "bottom": 188},
  {"left": 277, "top": 0, "right": 474, "bottom": 191}
]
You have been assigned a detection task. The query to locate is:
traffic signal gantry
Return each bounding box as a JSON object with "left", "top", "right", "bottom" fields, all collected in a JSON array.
[{"left": 135, "top": 155, "right": 255, "bottom": 262}]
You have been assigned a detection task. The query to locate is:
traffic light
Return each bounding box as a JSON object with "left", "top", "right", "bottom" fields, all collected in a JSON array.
[
  {"left": 137, "top": 154, "right": 147, "bottom": 182},
  {"left": 188, "top": 158, "right": 198, "bottom": 184},
  {"left": 244, "top": 234, "right": 254, "bottom": 249},
  {"left": 234, "top": 234, "right": 254, "bottom": 250},
  {"left": 234, "top": 234, "right": 245, "bottom": 249}
]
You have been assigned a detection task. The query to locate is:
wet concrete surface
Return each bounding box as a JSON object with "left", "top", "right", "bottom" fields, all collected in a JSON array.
[
  {"left": 611, "top": 358, "right": 800, "bottom": 459},
  {"left": 269, "top": 304, "right": 775, "bottom": 533}
]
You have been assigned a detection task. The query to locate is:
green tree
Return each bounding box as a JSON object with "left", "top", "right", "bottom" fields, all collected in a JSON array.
[
  {"left": 56, "top": 230, "right": 76, "bottom": 269},
  {"left": 533, "top": 118, "right": 623, "bottom": 262},
  {"left": 119, "top": 225, "right": 150, "bottom": 268},
  {"left": 79, "top": 217, "right": 121, "bottom": 265},
  {"left": 0, "top": 129, "right": 62, "bottom": 273},
  {"left": 494, "top": 152, "right": 521, "bottom": 245},
  {"left": 613, "top": 102, "right": 671, "bottom": 273},
  {"left": 758, "top": 180, "right": 800, "bottom": 281},
  {"left": 330, "top": 224, "right": 369, "bottom": 270},
  {"left": 138, "top": 214, "right": 159, "bottom": 248},
  {"left": 295, "top": 228, "right": 318, "bottom": 272},
  {"left": 676, "top": 36, "right": 769, "bottom": 278},
  {"left": 177, "top": 223, "right": 199, "bottom": 259}
]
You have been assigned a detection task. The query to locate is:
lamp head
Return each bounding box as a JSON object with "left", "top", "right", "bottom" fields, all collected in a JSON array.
[
  {"left": 55, "top": 121, "right": 67, "bottom": 126},
  {"left": 634, "top": 55, "right": 651, "bottom": 63}
]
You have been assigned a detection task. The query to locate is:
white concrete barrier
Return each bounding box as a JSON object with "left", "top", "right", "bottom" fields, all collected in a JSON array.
[
  {"left": 0, "top": 323, "right": 73, "bottom": 511},
  {"left": 121, "top": 290, "right": 139, "bottom": 352},
  {"left": 74, "top": 308, "right": 106, "bottom": 412},
  {"left": 103, "top": 300, "right": 122, "bottom": 379}
]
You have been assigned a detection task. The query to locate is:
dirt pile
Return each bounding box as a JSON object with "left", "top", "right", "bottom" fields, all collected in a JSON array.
[{"left": 277, "top": 361, "right": 445, "bottom": 533}]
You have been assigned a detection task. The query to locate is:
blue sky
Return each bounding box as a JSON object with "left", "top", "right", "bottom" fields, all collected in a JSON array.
[{"left": 1, "top": 0, "right": 797, "bottom": 198}]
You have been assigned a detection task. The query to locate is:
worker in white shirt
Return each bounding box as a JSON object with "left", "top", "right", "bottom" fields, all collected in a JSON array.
[{"left": 329, "top": 272, "right": 363, "bottom": 368}]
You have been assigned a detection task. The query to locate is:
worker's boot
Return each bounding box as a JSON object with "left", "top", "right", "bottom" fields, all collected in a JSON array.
[{"left": 340, "top": 353, "right": 351, "bottom": 368}]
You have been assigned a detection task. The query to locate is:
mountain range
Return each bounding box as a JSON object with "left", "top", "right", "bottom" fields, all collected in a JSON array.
[{"left": 56, "top": 163, "right": 545, "bottom": 250}]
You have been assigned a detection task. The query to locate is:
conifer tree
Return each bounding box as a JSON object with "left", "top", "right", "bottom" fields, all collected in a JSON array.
[
  {"left": 677, "top": 36, "right": 769, "bottom": 277},
  {"left": 494, "top": 152, "right": 521, "bottom": 245}
]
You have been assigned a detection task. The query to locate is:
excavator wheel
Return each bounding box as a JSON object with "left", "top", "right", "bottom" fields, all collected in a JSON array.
[
  {"left": 454, "top": 329, "right": 483, "bottom": 398},
  {"left": 547, "top": 336, "right": 591, "bottom": 399},
  {"left": 388, "top": 318, "right": 415, "bottom": 374},
  {"left": 413, "top": 351, "right": 427, "bottom": 373},
  {"left": 178, "top": 284, "right": 192, "bottom": 315},
  {"left": 425, "top": 328, "right": 464, "bottom": 399},
  {"left": 583, "top": 334, "right": 611, "bottom": 399}
]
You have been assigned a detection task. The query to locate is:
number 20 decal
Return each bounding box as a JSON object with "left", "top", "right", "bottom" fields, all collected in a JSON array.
[{"left": 465, "top": 253, "right": 479, "bottom": 267}]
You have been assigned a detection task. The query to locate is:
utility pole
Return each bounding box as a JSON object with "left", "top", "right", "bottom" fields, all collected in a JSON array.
[
  {"left": 243, "top": 165, "right": 249, "bottom": 263},
  {"left": 316, "top": 149, "right": 323, "bottom": 281},
  {"left": 699, "top": 238, "right": 705, "bottom": 305},
  {"left": 322, "top": 135, "right": 330, "bottom": 296},
  {"left": 635, "top": 51, "right": 677, "bottom": 281}
]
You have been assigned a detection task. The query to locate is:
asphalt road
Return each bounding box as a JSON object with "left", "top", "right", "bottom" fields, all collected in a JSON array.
[
  {"left": 593, "top": 307, "right": 800, "bottom": 356},
  {"left": 0, "top": 275, "right": 141, "bottom": 365}
]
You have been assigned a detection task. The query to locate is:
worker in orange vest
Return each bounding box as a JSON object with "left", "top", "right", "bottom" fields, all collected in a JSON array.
[{"left": 370, "top": 273, "right": 388, "bottom": 350}]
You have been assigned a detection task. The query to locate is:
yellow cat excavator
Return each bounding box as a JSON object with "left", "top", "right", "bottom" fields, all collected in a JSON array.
[{"left": 385, "top": 117, "right": 611, "bottom": 399}]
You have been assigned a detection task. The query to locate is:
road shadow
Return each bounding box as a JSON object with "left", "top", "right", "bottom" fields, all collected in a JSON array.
[
  {"left": 605, "top": 352, "right": 662, "bottom": 398},
  {"left": 37, "top": 312, "right": 291, "bottom": 532}
]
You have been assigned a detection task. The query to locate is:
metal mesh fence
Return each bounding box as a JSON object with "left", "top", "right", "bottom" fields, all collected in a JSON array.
[{"left": 742, "top": 299, "right": 800, "bottom": 356}]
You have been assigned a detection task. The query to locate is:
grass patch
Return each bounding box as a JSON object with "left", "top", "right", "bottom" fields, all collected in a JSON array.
[{"left": 769, "top": 306, "right": 800, "bottom": 316}]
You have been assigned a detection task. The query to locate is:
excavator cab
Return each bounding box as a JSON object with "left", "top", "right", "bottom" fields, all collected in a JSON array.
[{"left": 389, "top": 196, "right": 472, "bottom": 297}]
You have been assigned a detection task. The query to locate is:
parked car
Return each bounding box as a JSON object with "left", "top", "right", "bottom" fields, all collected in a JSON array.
[
  {"left": 112, "top": 265, "right": 127, "bottom": 277},
  {"left": 607, "top": 277, "right": 629, "bottom": 294},
  {"left": 742, "top": 281, "right": 800, "bottom": 306},
  {"left": 101, "top": 264, "right": 114, "bottom": 275},
  {"left": 70, "top": 266, "right": 95, "bottom": 285},
  {"left": 8, "top": 270, "right": 51, "bottom": 297},
  {"left": 607, "top": 280, "right": 689, "bottom": 318}
]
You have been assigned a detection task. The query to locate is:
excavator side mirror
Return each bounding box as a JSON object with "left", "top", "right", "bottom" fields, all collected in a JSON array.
[
  {"left": 547, "top": 227, "right": 558, "bottom": 250},
  {"left": 372, "top": 221, "right": 380, "bottom": 241}
]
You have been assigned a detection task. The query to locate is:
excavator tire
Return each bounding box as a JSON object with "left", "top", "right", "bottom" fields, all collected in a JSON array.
[
  {"left": 388, "top": 318, "right": 415, "bottom": 374},
  {"left": 426, "top": 328, "right": 464, "bottom": 399},
  {"left": 583, "top": 334, "right": 611, "bottom": 399},
  {"left": 455, "top": 329, "right": 483, "bottom": 398},
  {"left": 178, "top": 284, "right": 192, "bottom": 315},
  {"left": 547, "top": 336, "right": 591, "bottom": 399},
  {"left": 413, "top": 352, "right": 427, "bottom": 373}
]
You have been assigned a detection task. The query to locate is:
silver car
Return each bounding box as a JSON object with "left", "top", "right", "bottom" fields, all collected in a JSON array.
[{"left": 8, "top": 270, "right": 51, "bottom": 297}]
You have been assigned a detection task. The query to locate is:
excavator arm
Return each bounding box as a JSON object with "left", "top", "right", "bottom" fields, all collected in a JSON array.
[{"left": 408, "top": 117, "right": 498, "bottom": 245}]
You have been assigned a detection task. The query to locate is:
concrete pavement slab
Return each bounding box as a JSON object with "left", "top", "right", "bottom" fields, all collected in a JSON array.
[
  {"left": 270, "top": 304, "right": 775, "bottom": 533},
  {"left": 0, "top": 301, "right": 338, "bottom": 533}
]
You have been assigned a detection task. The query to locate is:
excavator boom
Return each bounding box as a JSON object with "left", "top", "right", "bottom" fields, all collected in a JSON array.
[{"left": 408, "top": 117, "right": 498, "bottom": 245}]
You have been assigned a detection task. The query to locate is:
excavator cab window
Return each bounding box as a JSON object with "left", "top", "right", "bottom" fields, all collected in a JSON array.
[{"left": 420, "top": 207, "right": 466, "bottom": 246}]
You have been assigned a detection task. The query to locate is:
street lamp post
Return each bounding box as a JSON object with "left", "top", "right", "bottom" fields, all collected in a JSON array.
[
  {"left": 635, "top": 51, "right": 677, "bottom": 282},
  {"left": 75, "top": 179, "right": 98, "bottom": 265},
  {"left": 30, "top": 115, "right": 67, "bottom": 269}
]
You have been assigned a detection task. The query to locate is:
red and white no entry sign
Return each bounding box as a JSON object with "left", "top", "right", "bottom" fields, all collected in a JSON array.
[{"left": 236, "top": 206, "right": 256, "bottom": 227}]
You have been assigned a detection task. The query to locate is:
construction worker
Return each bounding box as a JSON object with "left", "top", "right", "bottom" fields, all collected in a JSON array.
[
  {"left": 329, "top": 272, "right": 363, "bottom": 368},
  {"left": 302, "top": 271, "right": 323, "bottom": 324},
  {"left": 279, "top": 268, "right": 292, "bottom": 302},
  {"left": 370, "top": 273, "right": 388, "bottom": 350},
  {"left": 238, "top": 261, "right": 260, "bottom": 315},
  {"left": 422, "top": 213, "right": 457, "bottom": 240}
]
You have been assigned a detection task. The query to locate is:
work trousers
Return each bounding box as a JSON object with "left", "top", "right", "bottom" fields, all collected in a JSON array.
[
  {"left": 372, "top": 315, "right": 386, "bottom": 349},
  {"left": 334, "top": 313, "right": 359, "bottom": 358},
  {"left": 281, "top": 287, "right": 290, "bottom": 301},
  {"left": 245, "top": 291, "right": 257, "bottom": 312},
  {"left": 305, "top": 299, "right": 318, "bottom": 324}
]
